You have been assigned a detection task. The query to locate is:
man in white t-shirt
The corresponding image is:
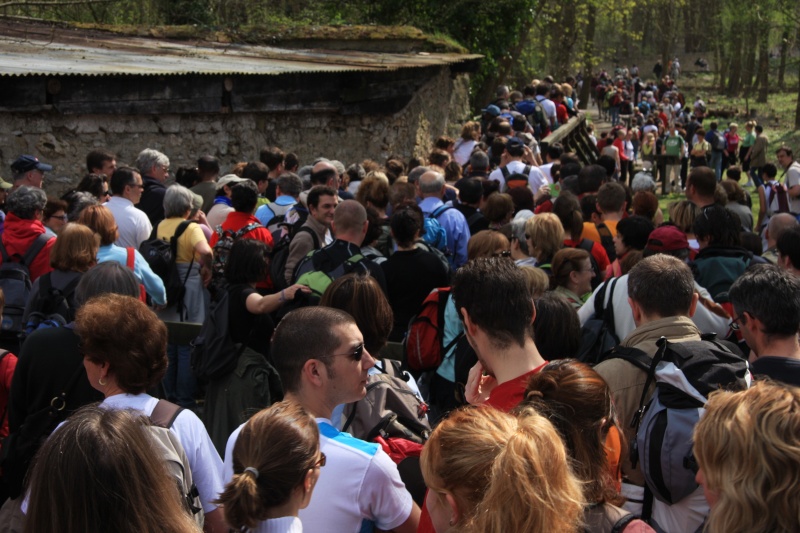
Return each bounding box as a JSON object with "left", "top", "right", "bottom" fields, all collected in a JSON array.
[
  {"left": 223, "top": 307, "right": 420, "bottom": 533},
  {"left": 105, "top": 166, "right": 152, "bottom": 249},
  {"left": 534, "top": 83, "right": 557, "bottom": 131},
  {"left": 488, "top": 137, "right": 547, "bottom": 193},
  {"left": 776, "top": 146, "right": 800, "bottom": 213}
]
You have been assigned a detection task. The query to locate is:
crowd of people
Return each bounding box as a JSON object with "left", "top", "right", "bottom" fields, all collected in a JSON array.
[{"left": 0, "top": 72, "right": 797, "bottom": 532}]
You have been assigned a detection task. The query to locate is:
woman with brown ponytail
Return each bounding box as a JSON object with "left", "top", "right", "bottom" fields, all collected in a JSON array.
[{"left": 215, "top": 401, "right": 323, "bottom": 533}]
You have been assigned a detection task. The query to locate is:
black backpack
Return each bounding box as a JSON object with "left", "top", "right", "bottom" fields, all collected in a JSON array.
[
  {"left": 596, "top": 222, "right": 617, "bottom": 262},
  {"left": 190, "top": 283, "right": 246, "bottom": 383},
  {"left": 577, "top": 277, "right": 621, "bottom": 364},
  {"left": 211, "top": 222, "right": 262, "bottom": 283},
  {"left": 528, "top": 99, "right": 549, "bottom": 139},
  {"left": 0, "top": 234, "right": 51, "bottom": 337},
  {"left": 139, "top": 221, "right": 194, "bottom": 312},
  {"left": 21, "top": 273, "right": 80, "bottom": 344},
  {"left": 269, "top": 226, "right": 320, "bottom": 292}
]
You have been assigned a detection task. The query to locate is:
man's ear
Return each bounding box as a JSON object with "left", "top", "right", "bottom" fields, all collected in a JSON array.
[
  {"left": 687, "top": 291, "right": 699, "bottom": 318},
  {"left": 628, "top": 297, "right": 642, "bottom": 324},
  {"left": 461, "top": 307, "right": 477, "bottom": 337},
  {"left": 302, "top": 359, "right": 327, "bottom": 387}
]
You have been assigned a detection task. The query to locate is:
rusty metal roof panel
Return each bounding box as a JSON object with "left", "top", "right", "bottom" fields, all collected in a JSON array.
[{"left": 0, "top": 23, "right": 481, "bottom": 77}]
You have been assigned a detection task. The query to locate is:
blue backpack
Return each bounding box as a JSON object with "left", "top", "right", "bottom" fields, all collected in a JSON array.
[{"left": 421, "top": 205, "right": 452, "bottom": 256}]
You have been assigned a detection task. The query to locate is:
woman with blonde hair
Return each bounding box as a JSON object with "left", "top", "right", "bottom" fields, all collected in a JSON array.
[
  {"left": 216, "top": 401, "right": 322, "bottom": 533},
  {"left": 525, "top": 213, "right": 565, "bottom": 273},
  {"left": 420, "top": 405, "right": 583, "bottom": 532},
  {"left": 26, "top": 405, "right": 201, "bottom": 533},
  {"left": 694, "top": 381, "right": 800, "bottom": 533},
  {"left": 668, "top": 199, "right": 701, "bottom": 251}
]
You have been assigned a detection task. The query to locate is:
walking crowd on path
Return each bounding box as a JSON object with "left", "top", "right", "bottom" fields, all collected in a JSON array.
[{"left": 0, "top": 69, "right": 798, "bottom": 533}]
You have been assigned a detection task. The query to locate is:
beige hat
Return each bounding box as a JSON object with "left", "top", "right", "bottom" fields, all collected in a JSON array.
[
  {"left": 216, "top": 174, "right": 247, "bottom": 190},
  {"left": 0, "top": 178, "right": 12, "bottom": 190}
]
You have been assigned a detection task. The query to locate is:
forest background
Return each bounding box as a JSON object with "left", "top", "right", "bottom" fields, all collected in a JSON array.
[{"left": 4, "top": 0, "right": 800, "bottom": 134}]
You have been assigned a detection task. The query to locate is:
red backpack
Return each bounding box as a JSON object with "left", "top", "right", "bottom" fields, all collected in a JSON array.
[{"left": 404, "top": 287, "right": 459, "bottom": 371}]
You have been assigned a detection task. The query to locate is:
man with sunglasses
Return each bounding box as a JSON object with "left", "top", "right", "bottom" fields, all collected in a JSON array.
[
  {"left": 729, "top": 264, "right": 800, "bottom": 386},
  {"left": 222, "top": 307, "right": 420, "bottom": 533}
]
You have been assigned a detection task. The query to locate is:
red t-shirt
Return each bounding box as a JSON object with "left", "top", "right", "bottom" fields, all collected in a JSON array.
[{"left": 417, "top": 362, "right": 548, "bottom": 533}]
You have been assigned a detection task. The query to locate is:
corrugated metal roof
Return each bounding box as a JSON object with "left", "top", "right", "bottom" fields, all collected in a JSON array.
[{"left": 0, "top": 22, "right": 481, "bottom": 77}]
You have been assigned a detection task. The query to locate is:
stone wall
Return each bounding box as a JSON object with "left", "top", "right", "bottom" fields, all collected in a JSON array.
[{"left": 0, "top": 66, "right": 472, "bottom": 196}]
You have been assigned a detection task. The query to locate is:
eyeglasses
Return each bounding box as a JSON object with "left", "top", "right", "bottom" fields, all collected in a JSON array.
[
  {"left": 329, "top": 343, "right": 364, "bottom": 362},
  {"left": 128, "top": 183, "right": 145, "bottom": 190},
  {"left": 313, "top": 452, "right": 327, "bottom": 469},
  {"left": 493, "top": 250, "right": 512, "bottom": 258},
  {"left": 160, "top": 165, "right": 170, "bottom": 173},
  {"left": 729, "top": 314, "right": 745, "bottom": 331},
  {"left": 102, "top": 191, "right": 111, "bottom": 197},
  {"left": 49, "top": 214, "right": 68, "bottom": 222}
]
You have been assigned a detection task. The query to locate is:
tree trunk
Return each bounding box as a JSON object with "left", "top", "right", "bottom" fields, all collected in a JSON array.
[
  {"left": 741, "top": 42, "right": 757, "bottom": 97},
  {"left": 578, "top": 7, "right": 597, "bottom": 110},
  {"left": 726, "top": 22, "right": 743, "bottom": 95},
  {"left": 756, "top": 21, "right": 770, "bottom": 103},
  {"left": 795, "top": 77, "right": 800, "bottom": 129},
  {"left": 778, "top": 29, "right": 789, "bottom": 90}
]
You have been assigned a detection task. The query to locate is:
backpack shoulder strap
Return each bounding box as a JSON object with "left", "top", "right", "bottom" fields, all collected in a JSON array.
[
  {"left": 578, "top": 238, "right": 594, "bottom": 254},
  {"left": 22, "top": 234, "right": 52, "bottom": 267},
  {"left": 500, "top": 166, "right": 510, "bottom": 179},
  {"left": 0, "top": 240, "right": 9, "bottom": 262},
  {"left": 602, "top": 277, "right": 618, "bottom": 333},
  {"left": 631, "top": 336, "right": 669, "bottom": 430},
  {"left": 431, "top": 204, "right": 452, "bottom": 218},
  {"left": 610, "top": 513, "right": 638, "bottom": 533},
  {"left": 523, "top": 165, "right": 532, "bottom": 176},
  {"left": 603, "top": 346, "right": 651, "bottom": 372},
  {"left": 39, "top": 272, "right": 53, "bottom": 292},
  {"left": 174, "top": 220, "right": 194, "bottom": 240},
  {"left": 295, "top": 226, "right": 319, "bottom": 249},
  {"left": 150, "top": 399, "right": 184, "bottom": 429},
  {"left": 126, "top": 247, "right": 135, "bottom": 270},
  {"left": 596, "top": 222, "right": 612, "bottom": 238},
  {"left": 466, "top": 211, "right": 483, "bottom": 227},
  {"left": 236, "top": 222, "right": 262, "bottom": 237}
]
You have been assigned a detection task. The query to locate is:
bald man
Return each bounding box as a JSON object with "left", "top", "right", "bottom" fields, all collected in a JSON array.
[
  {"left": 417, "top": 170, "right": 470, "bottom": 268},
  {"left": 292, "top": 199, "right": 387, "bottom": 302}
]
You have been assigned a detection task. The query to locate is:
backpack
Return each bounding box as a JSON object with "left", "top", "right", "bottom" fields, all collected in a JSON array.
[
  {"left": 500, "top": 166, "right": 531, "bottom": 190},
  {"left": 629, "top": 336, "right": 750, "bottom": 515},
  {"left": 404, "top": 287, "right": 460, "bottom": 372},
  {"left": 421, "top": 205, "right": 452, "bottom": 256},
  {"left": 596, "top": 222, "right": 617, "bottom": 262},
  {"left": 342, "top": 359, "right": 431, "bottom": 445},
  {"left": 269, "top": 220, "right": 319, "bottom": 292},
  {"left": 148, "top": 400, "right": 204, "bottom": 527},
  {"left": 766, "top": 181, "right": 796, "bottom": 217},
  {"left": 294, "top": 251, "right": 367, "bottom": 300},
  {"left": 577, "top": 277, "right": 621, "bottom": 364},
  {"left": 528, "top": 98, "right": 549, "bottom": 139},
  {"left": 0, "top": 234, "right": 51, "bottom": 336},
  {"left": 211, "top": 222, "right": 262, "bottom": 282},
  {"left": 190, "top": 284, "right": 246, "bottom": 383},
  {"left": 413, "top": 240, "right": 452, "bottom": 280},
  {"left": 21, "top": 273, "right": 80, "bottom": 343},
  {"left": 710, "top": 130, "right": 726, "bottom": 151},
  {"left": 256, "top": 201, "right": 295, "bottom": 238},
  {"left": 138, "top": 221, "right": 194, "bottom": 311}
]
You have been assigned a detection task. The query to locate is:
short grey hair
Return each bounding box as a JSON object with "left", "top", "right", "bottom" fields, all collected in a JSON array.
[
  {"left": 67, "top": 192, "right": 99, "bottom": 222},
  {"left": 511, "top": 218, "right": 530, "bottom": 254},
  {"left": 7, "top": 186, "right": 46, "bottom": 219},
  {"left": 134, "top": 149, "right": 169, "bottom": 175},
  {"left": 407, "top": 166, "right": 430, "bottom": 184},
  {"left": 163, "top": 184, "right": 194, "bottom": 218},
  {"left": 418, "top": 171, "right": 445, "bottom": 194},
  {"left": 276, "top": 173, "right": 303, "bottom": 197}
]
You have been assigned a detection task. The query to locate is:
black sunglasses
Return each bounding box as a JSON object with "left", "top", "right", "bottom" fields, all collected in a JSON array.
[{"left": 330, "top": 343, "right": 364, "bottom": 362}]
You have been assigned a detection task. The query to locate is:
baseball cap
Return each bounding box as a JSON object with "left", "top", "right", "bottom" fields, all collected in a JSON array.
[
  {"left": 645, "top": 225, "right": 689, "bottom": 252},
  {"left": 216, "top": 174, "right": 247, "bottom": 190},
  {"left": 11, "top": 155, "right": 52, "bottom": 174},
  {"left": 482, "top": 105, "right": 501, "bottom": 117}
]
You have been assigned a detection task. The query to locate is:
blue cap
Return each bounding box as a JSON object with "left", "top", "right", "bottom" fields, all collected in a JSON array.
[
  {"left": 10, "top": 155, "right": 52, "bottom": 173},
  {"left": 482, "top": 104, "right": 501, "bottom": 117}
]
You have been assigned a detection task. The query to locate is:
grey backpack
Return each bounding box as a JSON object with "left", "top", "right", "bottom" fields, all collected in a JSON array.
[
  {"left": 630, "top": 336, "right": 750, "bottom": 514},
  {"left": 148, "top": 400, "right": 204, "bottom": 528}
]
